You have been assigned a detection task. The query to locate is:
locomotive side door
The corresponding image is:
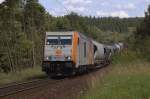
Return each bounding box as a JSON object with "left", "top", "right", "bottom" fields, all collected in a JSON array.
[
  {"left": 78, "top": 37, "right": 85, "bottom": 66},
  {"left": 78, "top": 37, "right": 82, "bottom": 66}
]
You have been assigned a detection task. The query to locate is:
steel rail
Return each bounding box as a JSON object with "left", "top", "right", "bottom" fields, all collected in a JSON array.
[{"left": 0, "top": 79, "right": 62, "bottom": 97}]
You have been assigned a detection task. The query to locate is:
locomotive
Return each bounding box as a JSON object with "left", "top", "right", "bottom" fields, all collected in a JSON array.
[{"left": 42, "top": 31, "right": 118, "bottom": 77}]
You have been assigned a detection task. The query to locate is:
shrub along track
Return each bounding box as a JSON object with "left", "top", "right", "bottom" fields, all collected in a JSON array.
[{"left": 1, "top": 65, "right": 112, "bottom": 99}]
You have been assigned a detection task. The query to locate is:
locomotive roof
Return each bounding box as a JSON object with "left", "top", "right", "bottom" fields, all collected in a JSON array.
[{"left": 46, "top": 31, "right": 75, "bottom": 35}]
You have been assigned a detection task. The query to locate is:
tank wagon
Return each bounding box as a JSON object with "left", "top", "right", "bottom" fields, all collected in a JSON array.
[
  {"left": 42, "top": 31, "right": 111, "bottom": 77},
  {"left": 114, "top": 44, "right": 121, "bottom": 53},
  {"left": 93, "top": 41, "right": 111, "bottom": 66},
  {"left": 106, "top": 44, "right": 122, "bottom": 55},
  {"left": 118, "top": 42, "right": 124, "bottom": 50}
]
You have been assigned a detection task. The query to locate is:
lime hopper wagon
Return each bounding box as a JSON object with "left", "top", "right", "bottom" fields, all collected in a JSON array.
[{"left": 42, "top": 31, "right": 123, "bottom": 77}]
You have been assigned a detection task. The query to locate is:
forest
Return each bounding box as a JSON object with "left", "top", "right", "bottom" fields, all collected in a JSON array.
[{"left": 0, "top": 0, "right": 149, "bottom": 73}]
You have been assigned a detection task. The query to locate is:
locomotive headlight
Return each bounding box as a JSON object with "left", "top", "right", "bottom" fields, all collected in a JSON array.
[
  {"left": 46, "top": 56, "right": 49, "bottom": 60},
  {"left": 68, "top": 56, "right": 71, "bottom": 60},
  {"left": 46, "top": 56, "right": 52, "bottom": 60},
  {"left": 66, "top": 56, "right": 71, "bottom": 60}
]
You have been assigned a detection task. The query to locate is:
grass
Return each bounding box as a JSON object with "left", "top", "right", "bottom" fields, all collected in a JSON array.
[
  {"left": 112, "top": 50, "right": 145, "bottom": 64},
  {"left": 0, "top": 66, "right": 45, "bottom": 85},
  {"left": 81, "top": 51, "right": 150, "bottom": 99}
]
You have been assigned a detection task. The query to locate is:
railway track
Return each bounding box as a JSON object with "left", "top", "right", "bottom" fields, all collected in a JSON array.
[
  {"left": 0, "top": 64, "right": 109, "bottom": 98},
  {"left": 0, "top": 78, "right": 62, "bottom": 98}
]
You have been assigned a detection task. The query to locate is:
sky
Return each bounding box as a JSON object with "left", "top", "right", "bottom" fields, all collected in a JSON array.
[
  {"left": 39, "top": 0, "right": 150, "bottom": 18},
  {"left": 0, "top": 0, "right": 150, "bottom": 18}
]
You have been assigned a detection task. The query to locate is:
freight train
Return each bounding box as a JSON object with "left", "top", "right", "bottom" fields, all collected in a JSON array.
[{"left": 42, "top": 31, "right": 123, "bottom": 77}]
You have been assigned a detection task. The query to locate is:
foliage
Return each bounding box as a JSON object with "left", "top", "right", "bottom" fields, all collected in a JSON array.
[
  {"left": 135, "top": 5, "right": 150, "bottom": 61},
  {"left": 45, "top": 12, "right": 142, "bottom": 43},
  {"left": 0, "top": 0, "right": 45, "bottom": 72},
  {"left": 112, "top": 50, "right": 144, "bottom": 65},
  {"left": 0, "top": 66, "right": 44, "bottom": 85},
  {"left": 23, "top": 0, "right": 46, "bottom": 67}
]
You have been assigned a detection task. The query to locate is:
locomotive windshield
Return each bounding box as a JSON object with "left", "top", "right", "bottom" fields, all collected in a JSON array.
[
  {"left": 60, "top": 36, "right": 72, "bottom": 45},
  {"left": 46, "top": 35, "right": 72, "bottom": 45},
  {"left": 46, "top": 36, "right": 59, "bottom": 45}
]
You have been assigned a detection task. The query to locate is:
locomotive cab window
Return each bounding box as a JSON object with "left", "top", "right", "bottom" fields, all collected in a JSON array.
[
  {"left": 84, "top": 42, "right": 87, "bottom": 57},
  {"left": 60, "top": 36, "right": 72, "bottom": 45},
  {"left": 46, "top": 36, "right": 59, "bottom": 45}
]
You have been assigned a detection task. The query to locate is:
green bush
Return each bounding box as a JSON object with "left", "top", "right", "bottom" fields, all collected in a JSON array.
[
  {"left": 112, "top": 50, "right": 145, "bottom": 65},
  {"left": 0, "top": 67, "right": 45, "bottom": 85}
]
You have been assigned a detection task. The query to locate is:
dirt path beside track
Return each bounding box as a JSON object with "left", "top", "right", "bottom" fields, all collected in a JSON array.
[{"left": 2, "top": 66, "right": 112, "bottom": 99}]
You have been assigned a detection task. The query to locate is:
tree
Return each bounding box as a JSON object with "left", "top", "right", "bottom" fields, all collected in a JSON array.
[
  {"left": 0, "top": 0, "right": 45, "bottom": 72},
  {"left": 135, "top": 5, "right": 150, "bottom": 60},
  {"left": 0, "top": 0, "right": 32, "bottom": 72},
  {"left": 23, "top": 0, "right": 45, "bottom": 67}
]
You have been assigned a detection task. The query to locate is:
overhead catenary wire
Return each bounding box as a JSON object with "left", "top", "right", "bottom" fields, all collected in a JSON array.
[
  {"left": 53, "top": 0, "right": 76, "bottom": 30},
  {"left": 54, "top": 0, "right": 71, "bottom": 15}
]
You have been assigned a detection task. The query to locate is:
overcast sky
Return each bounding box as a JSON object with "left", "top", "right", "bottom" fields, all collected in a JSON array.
[
  {"left": 39, "top": 0, "right": 150, "bottom": 18},
  {"left": 0, "top": 0, "right": 150, "bottom": 18}
]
